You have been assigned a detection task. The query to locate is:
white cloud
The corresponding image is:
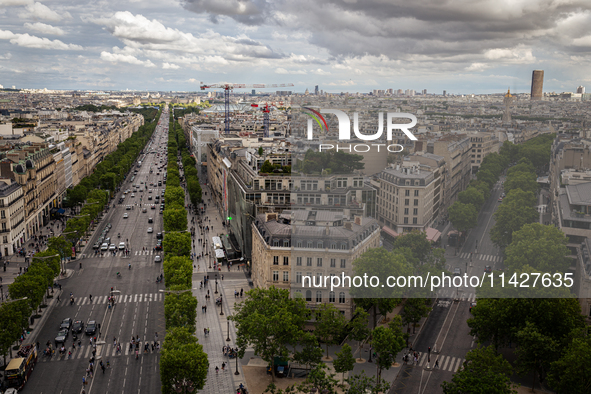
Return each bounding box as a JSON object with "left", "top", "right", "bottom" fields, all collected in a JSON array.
[
  {"left": 0, "top": 52, "right": 11, "bottom": 59},
  {"left": 0, "top": 29, "right": 81, "bottom": 50},
  {"left": 312, "top": 68, "right": 330, "bottom": 75},
  {"left": 100, "top": 51, "right": 156, "bottom": 67},
  {"left": 275, "top": 67, "right": 306, "bottom": 74},
  {"left": 0, "top": 0, "right": 33, "bottom": 6},
  {"left": 18, "top": 2, "right": 70, "bottom": 22},
  {"left": 465, "top": 62, "right": 490, "bottom": 72},
  {"left": 24, "top": 22, "right": 65, "bottom": 35},
  {"left": 162, "top": 62, "right": 180, "bottom": 69}
]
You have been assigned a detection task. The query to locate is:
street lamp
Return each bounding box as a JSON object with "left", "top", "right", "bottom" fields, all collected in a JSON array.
[
  {"left": 32, "top": 253, "right": 61, "bottom": 275},
  {"left": 219, "top": 296, "right": 224, "bottom": 316},
  {"left": 226, "top": 318, "right": 231, "bottom": 341},
  {"left": 214, "top": 273, "right": 218, "bottom": 294}
]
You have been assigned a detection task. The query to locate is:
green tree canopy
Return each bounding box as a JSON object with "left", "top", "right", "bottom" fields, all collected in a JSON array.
[
  {"left": 490, "top": 189, "right": 538, "bottom": 248},
  {"left": 163, "top": 208, "right": 188, "bottom": 232},
  {"left": 160, "top": 327, "right": 208, "bottom": 394},
  {"left": 448, "top": 201, "right": 478, "bottom": 234},
  {"left": 163, "top": 232, "right": 191, "bottom": 257},
  {"left": 458, "top": 187, "right": 485, "bottom": 211}
]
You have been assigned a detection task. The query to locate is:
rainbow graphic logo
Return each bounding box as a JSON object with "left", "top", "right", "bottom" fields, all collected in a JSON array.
[{"left": 302, "top": 107, "right": 328, "bottom": 131}]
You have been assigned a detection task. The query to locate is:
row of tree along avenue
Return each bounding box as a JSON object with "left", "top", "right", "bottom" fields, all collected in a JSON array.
[
  {"left": 0, "top": 107, "right": 164, "bottom": 365},
  {"left": 443, "top": 136, "right": 591, "bottom": 393},
  {"left": 159, "top": 108, "right": 208, "bottom": 394}
]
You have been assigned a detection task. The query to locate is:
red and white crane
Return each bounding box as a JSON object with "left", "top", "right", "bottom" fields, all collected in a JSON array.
[{"left": 200, "top": 83, "right": 293, "bottom": 134}]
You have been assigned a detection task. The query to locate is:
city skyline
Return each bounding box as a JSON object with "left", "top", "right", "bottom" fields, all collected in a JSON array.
[{"left": 0, "top": 0, "right": 590, "bottom": 93}]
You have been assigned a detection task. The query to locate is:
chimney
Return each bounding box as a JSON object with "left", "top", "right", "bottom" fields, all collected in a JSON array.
[
  {"left": 354, "top": 216, "right": 362, "bottom": 225},
  {"left": 344, "top": 222, "right": 353, "bottom": 230},
  {"left": 265, "top": 213, "right": 278, "bottom": 222},
  {"left": 325, "top": 225, "right": 330, "bottom": 235}
]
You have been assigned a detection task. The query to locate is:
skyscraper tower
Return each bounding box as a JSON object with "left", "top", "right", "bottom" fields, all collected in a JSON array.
[
  {"left": 503, "top": 88, "right": 513, "bottom": 124},
  {"left": 531, "top": 70, "right": 544, "bottom": 100},
  {"left": 314, "top": 85, "right": 319, "bottom": 95}
]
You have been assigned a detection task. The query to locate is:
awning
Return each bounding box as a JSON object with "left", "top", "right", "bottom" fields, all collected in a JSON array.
[
  {"left": 381, "top": 226, "right": 399, "bottom": 238},
  {"left": 58, "top": 208, "right": 65, "bottom": 214},
  {"left": 426, "top": 227, "right": 442, "bottom": 242},
  {"left": 215, "top": 249, "right": 225, "bottom": 259}
]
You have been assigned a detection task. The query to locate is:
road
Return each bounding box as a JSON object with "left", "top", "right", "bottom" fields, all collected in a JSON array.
[
  {"left": 21, "top": 110, "right": 170, "bottom": 394},
  {"left": 392, "top": 178, "right": 505, "bottom": 393}
]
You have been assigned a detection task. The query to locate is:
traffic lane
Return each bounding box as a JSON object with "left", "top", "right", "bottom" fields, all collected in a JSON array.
[
  {"left": 411, "top": 298, "right": 451, "bottom": 353},
  {"left": 21, "top": 351, "right": 91, "bottom": 394}
]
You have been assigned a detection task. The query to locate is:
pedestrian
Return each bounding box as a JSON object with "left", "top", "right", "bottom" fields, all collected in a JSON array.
[
  {"left": 215, "top": 366, "right": 219, "bottom": 374},
  {"left": 435, "top": 359, "right": 439, "bottom": 368},
  {"left": 204, "top": 305, "right": 207, "bottom": 312},
  {"left": 222, "top": 362, "right": 226, "bottom": 371}
]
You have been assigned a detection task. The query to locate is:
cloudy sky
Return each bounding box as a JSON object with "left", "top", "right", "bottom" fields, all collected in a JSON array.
[{"left": 0, "top": 0, "right": 590, "bottom": 93}]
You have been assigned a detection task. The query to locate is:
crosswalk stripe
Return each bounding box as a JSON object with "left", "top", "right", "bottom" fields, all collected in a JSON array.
[
  {"left": 139, "top": 294, "right": 143, "bottom": 302},
  {"left": 125, "top": 344, "right": 130, "bottom": 356},
  {"left": 84, "top": 345, "right": 92, "bottom": 359},
  {"left": 134, "top": 294, "right": 138, "bottom": 302},
  {"left": 454, "top": 358, "right": 463, "bottom": 372},
  {"left": 442, "top": 356, "right": 451, "bottom": 370},
  {"left": 419, "top": 353, "right": 428, "bottom": 367}
]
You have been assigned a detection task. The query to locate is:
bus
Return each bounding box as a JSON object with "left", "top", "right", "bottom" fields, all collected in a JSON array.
[
  {"left": 137, "top": 161, "right": 142, "bottom": 168},
  {"left": 4, "top": 344, "right": 37, "bottom": 390},
  {"left": 214, "top": 248, "right": 226, "bottom": 265},
  {"left": 221, "top": 236, "right": 238, "bottom": 260}
]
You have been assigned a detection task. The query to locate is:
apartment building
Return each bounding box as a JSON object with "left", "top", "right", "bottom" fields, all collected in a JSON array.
[
  {"left": 0, "top": 178, "right": 25, "bottom": 257},
  {"left": 574, "top": 238, "right": 591, "bottom": 325},
  {"left": 377, "top": 162, "right": 441, "bottom": 235},
  {"left": 468, "top": 132, "right": 500, "bottom": 173},
  {"left": 251, "top": 211, "right": 380, "bottom": 320}
]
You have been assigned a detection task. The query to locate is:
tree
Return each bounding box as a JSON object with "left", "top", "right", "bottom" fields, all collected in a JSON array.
[
  {"left": 47, "top": 237, "right": 73, "bottom": 273},
  {"left": 348, "top": 307, "right": 370, "bottom": 361},
  {"left": 393, "top": 230, "right": 432, "bottom": 262},
  {"left": 231, "top": 286, "right": 307, "bottom": 382},
  {"left": 441, "top": 345, "right": 517, "bottom": 394},
  {"left": 162, "top": 232, "right": 191, "bottom": 257},
  {"left": 164, "top": 186, "right": 186, "bottom": 209},
  {"left": 346, "top": 371, "right": 391, "bottom": 394},
  {"left": 371, "top": 322, "right": 405, "bottom": 380},
  {"left": 295, "top": 364, "right": 340, "bottom": 394},
  {"left": 548, "top": 331, "right": 591, "bottom": 394},
  {"left": 163, "top": 291, "right": 198, "bottom": 332},
  {"left": 458, "top": 187, "right": 485, "bottom": 211},
  {"left": 475, "top": 169, "right": 497, "bottom": 188},
  {"left": 258, "top": 146, "right": 264, "bottom": 156},
  {"left": 163, "top": 208, "right": 188, "bottom": 232},
  {"left": 490, "top": 189, "right": 538, "bottom": 248},
  {"left": 504, "top": 223, "right": 570, "bottom": 274},
  {"left": 400, "top": 298, "right": 431, "bottom": 334},
  {"left": 260, "top": 160, "right": 274, "bottom": 173},
  {"left": 315, "top": 303, "right": 347, "bottom": 359},
  {"left": 515, "top": 322, "right": 559, "bottom": 390},
  {"left": 292, "top": 332, "right": 323, "bottom": 371},
  {"left": 162, "top": 256, "right": 193, "bottom": 289},
  {"left": 504, "top": 171, "right": 538, "bottom": 195},
  {"left": 334, "top": 344, "right": 356, "bottom": 384},
  {"left": 448, "top": 202, "right": 477, "bottom": 234},
  {"left": 99, "top": 172, "right": 117, "bottom": 191},
  {"left": 160, "top": 327, "right": 208, "bottom": 394}
]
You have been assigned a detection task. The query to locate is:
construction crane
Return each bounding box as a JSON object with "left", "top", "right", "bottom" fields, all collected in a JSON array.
[
  {"left": 200, "top": 83, "right": 294, "bottom": 134},
  {"left": 250, "top": 103, "right": 274, "bottom": 137}
]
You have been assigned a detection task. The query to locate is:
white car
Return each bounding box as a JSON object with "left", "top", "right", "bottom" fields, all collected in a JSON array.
[
  {"left": 155, "top": 255, "right": 161, "bottom": 263},
  {"left": 109, "top": 244, "right": 116, "bottom": 251},
  {"left": 100, "top": 243, "right": 109, "bottom": 251},
  {"left": 118, "top": 242, "right": 125, "bottom": 250},
  {"left": 123, "top": 213, "right": 129, "bottom": 218},
  {"left": 147, "top": 227, "right": 153, "bottom": 233},
  {"left": 131, "top": 193, "right": 135, "bottom": 198}
]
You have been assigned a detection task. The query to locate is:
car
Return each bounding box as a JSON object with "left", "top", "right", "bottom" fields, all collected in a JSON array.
[
  {"left": 72, "top": 320, "right": 84, "bottom": 333},
  {"left": 142, "top": 207, "right": 147, "bottom": 213},
  {"left": 101, "top": 243, "right": 109, "bottom": 251},
  {"left": 156, "top": 232, "right": 163, "bottom": 240},
  {"left": 498, "top": 197, "right": 503, "bottom": 202},
  {"left": 93, "top": 242, "right": 100, "bottom": 250},
  {"left": 501, "top": 192, "right": 506, "bottom": 197},
  {"left": 453, "top": 267, "right": 461, "bottom": 276},
  {"left": 155, "top": 243, "right": 162, "bottom": 251},
  {"left": 469, "top": 301, "right": 477, "bottom": 313},
  {"left": 149, "top": 189, "right": 152, "bottom": 193},
  {"left": 85, "top": 320, "right": 97, "bottom": 336},
  {"left": 148, "top": 196, "right": 152, "bottom": 200},
  {"left": 151, "top": 205, "right": 156, "bottom": 210},
  {"left": 147, "top": 227, "right": 153, "bottom": 233},
  {"left": 119, "top": 242, "right": 126, "bottom": 250},
  {"left": 158, "top": 181, "right": 162, "bottom": 186},
  {"left": 126, "top": 205, "right": 132, "bottom": 210},
  {"left": 159, "top": 209, "right": 164, "bottom": 215},
  {"left": 105, "top": 237, "right": 111, "bottom": 244},
  {"left": 60, "top": 318, "right": 72, "bottom": 330},
  {"left": 131, "top": 193, "right": 135, "bottom": 198},
  {"left": 150, "top": 182, "right": 154, "bottom": 186},
  {"left": 123, "top": 213, "right": 129, "bottom": 219},
  {"left": 109, "top": 244, "right": 116, "bottom": 251},
  {"left": 155, "top": 255, "right": 162, "bottom": 263},
  {"left": 484, "top": 265, "right": 492, "bottom": 273},
  {"left": 55, "top": 329, "right": 69, "bottom": 344},
  {"left": 155, "top": 195, "right": 160, "bottom": 200}
]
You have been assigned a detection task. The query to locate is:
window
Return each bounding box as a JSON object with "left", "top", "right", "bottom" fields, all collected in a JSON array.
[
  {"left": 405, "top": 190, "right": 410, "bottom": 196},
  {"left": 330, "top": 258, "right": 336, "bottom": 267},
  {"left": 317, "top": 258, "right": 322, "bottom": 267},
  {"left": 283, "top": 256, "right": 289, "bottom": 265},
  {"left": 329, "top": 291, "right": 335, "bottom": 302},
  {"left": 331, "top": 243, "right": 337, "bottom": 249},
  {"left": 404, "top": 217, "right": 408, "bottom": 224},
  {"left": 0, "top": 211, "right": 5, "bottom": 219},
  {"left": 306, "top": 257, "right": 312, "bottom": 266},
  {"left": 307, "top": 241, "right": 313, "bottom": 248},
  {"left": 272, "top": 271, "right": 279, "bottom": 281},
  {"left": 413, "top": 217, "right": 418, "bottom": 224},
  {"left": 339, "top": 292, "right": 346, "bottom": 303},
  {"left": 317, "top": 241, "right": 323, "bottom": 248},
  {"left": 2, "top": 236, "right": 7, "bottom": 243},
  {"left": 316, "top": 291, "right": 322, "bottom": 302},
  {"left": 296, "top": 257, "right": 302, "bottom": 266},
  {"left": 283, "top": 271, "right": 289, "bottom": 282},
  {"left": 404, "top": 208, "right": 409, "bottom": 215},
  {"left": 296, "top": 272, "right": 302, "bottom": 283},
  {"left": 305, "top": 290, "right": 312, "bottom": 301},
  {"left": 340, "top": 243, "right": 347, "bottom": 250},
  {"left": 414, "top": 199, "right": 419, "bottom": 206},
  {"left": 283, "top": 240, "right": 289, "bottom": 247},
  {"left": 297, "top": 241, "right": 302, "bottom": 248},
  {"left": 405, "top": 199, "right": 409, "bottom": 206},
  {"left": 273, "top": 256, "right": 279, "bottom": 265},
  {"left": 273, "top": 239, "right": 279, "bottom": 247},
  {"left": 413, "top": 208, "right": 418, "bottom": 215},
  {"left": 414, "top": 190, "right": 419, "bottom": 196},
  {"left": 340, "top": 259, "right": 346, "bottom": 268}
]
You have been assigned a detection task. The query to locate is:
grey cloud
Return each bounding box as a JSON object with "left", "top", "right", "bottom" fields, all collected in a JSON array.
[{"left": 182, "top": 0, "right": 268, "bottom": 25}]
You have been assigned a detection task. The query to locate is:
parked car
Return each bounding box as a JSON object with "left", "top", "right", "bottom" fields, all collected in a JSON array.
[
  {"left": 85, "top": 320, "right": 97, "bottom": 336},
  {"left": 60, "top": 318, "right": 72, "bottom": 330}
]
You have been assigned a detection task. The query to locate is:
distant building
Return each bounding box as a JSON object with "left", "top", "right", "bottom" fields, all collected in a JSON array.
[
  {"left": 314, "top": 85, "right": 319, "bottom": 95},
  {"left": 443, "top": 90, "right": 447, "bottom": 97},
  {"left": 252, "top": 89, "right": 256, "bottom": 95},
  {"left": 531, "top": 70, "right": 544, "bottom": 100},
  {"left": 502, "top": 89, "right": 513, "bottom": 124},
  {"left": 577, "top": 86, "right": 585, "bottom": 94}
]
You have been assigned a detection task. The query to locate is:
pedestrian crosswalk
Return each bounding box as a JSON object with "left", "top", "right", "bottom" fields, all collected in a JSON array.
[
  {"left": 404, "top": 351, "right": 466, "bottom": 372},
  {"left": 458, "top": 253, "right": 502, "bottom": 263},
  {"left": 90, "top": 250, "right": 159, "bottom": 258},
  {"left": 60, "top": 293, "right": 163, "bottom": 307},
  {"left": 436, "top": 290, "right": 476, "bottom": 302},
  {"left": 40, "top": 341, "right": 161, "bottom": 363}
]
